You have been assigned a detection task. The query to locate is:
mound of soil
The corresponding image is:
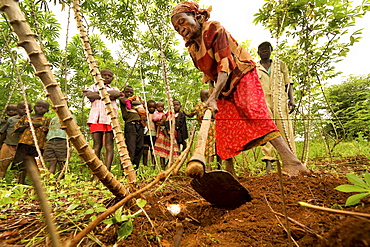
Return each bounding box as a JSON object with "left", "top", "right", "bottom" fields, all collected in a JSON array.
[
  {"left": 1, "top": 158, "right": 369, "bottom": 246},
  {"left": 113, "top": 171, "right": 370, "bottom": 247}
]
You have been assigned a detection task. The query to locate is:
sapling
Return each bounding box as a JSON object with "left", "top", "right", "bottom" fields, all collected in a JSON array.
[{"left": 335, "top": 171, "right": 370, "bottom": 206}]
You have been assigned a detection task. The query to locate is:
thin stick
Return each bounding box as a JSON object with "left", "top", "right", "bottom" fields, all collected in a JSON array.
[
  {"left": 61, "top": 5, "right": 71, "bottom": 178},
  {"left": 276, "top": 160, "right": 293, "bottom": 247},
  {"left": 25, "top": 155, "right": 61, "bottom": 247},
  {"left": 271, "top": 211, "right": 300, "bottom": 246},
  {"left": 139, "top": 205, "right": 162, "bottom": 247},
  {"left": 264, "top": 195, "right": 324, "bottom": 239},
  {"left": 72, "top": 0, "right": 136, "bottom": 187},
  {"left": 299, "top": 202, "right": 370, "bottom": 218},
  {"left": 173, "top": 127, "right": 196, "bottom": 175},
  {"left": 172, "top": 222, "right": 184, "bottom": 247}
]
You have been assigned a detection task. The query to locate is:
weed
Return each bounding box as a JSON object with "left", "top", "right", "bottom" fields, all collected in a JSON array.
[
  {"left": 203, "top": 231, "right": 220, "bottom": 244},
  {"left": 0, "top": 181, "right": 33, "bottom": 212},
  {"left": 331, "top": 204, "right": 343, "bottom": 210}
]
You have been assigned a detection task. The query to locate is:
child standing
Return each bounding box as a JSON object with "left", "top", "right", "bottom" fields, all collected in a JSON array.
[
  {"left": 154, "top": 102, "right": 181, "bottom": 170},
  {"left": 11, "top": 100, "right": 51, "bottom": 184},
  {"left": 83, "top": 69, "right": 121, "bottom": 172},
  {"left": 43, "top": 115, "right": 68, "bottom": 174},
  {"left": 152, "top": 102, "right": 166, "bottom": 131},
  {"left": 119, "top": 86, "right": 145, "bottom": 169},
  {"left": 142, "top": 100, "right": 157, "bottom": 167},
  {"left": 173, "top": 100, "right": 188, "bottom": 151},
  {"left": 0, "top": 102, "right": 30, "bottom": 178},
  {"left": 0, "top": 104, "right": 17, "bottom": 134},
  {"left": 184, "top": 89, "right": 217, "bottom": 169}
]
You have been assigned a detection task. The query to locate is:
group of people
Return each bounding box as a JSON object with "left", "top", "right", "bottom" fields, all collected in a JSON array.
[
  {"left": 0, "top": 100, "right": 68, "bottom": 183},
  {"left": 0, "top": 1, "right": 309, "bottom": 183},
  {"left": 83, "top": 69, "right": 190, "bottom": 173}
]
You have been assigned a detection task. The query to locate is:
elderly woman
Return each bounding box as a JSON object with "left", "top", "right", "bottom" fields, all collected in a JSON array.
[{"left": 171, "top": 1, "right": 307, "bottom": 176}]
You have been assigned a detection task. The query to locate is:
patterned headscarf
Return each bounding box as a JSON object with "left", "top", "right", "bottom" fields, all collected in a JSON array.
[{"left": 171, "top": 1, "right": 212, "bottom": 24}]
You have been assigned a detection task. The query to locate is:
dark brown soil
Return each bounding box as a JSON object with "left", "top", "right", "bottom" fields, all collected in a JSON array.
[{"left": 1, "top": 155, "right": 370, "bottom": 247}]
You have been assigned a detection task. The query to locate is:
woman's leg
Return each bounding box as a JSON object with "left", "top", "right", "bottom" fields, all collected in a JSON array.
[
  {"left": 160, "top": 157, "right": 166, "bottom": 170},
  {"left": 269, "top": 136, "right": 307, "bottom": 176},
  {"left": 225, "top": 158, "right": 236, "bottom": 177}
]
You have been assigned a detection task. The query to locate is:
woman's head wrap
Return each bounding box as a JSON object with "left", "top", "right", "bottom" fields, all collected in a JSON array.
[{"left": 171, "top": 1, "right": 212, "bottom": 24}]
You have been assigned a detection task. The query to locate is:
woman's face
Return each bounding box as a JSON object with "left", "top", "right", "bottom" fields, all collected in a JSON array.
[{"left": 171, "top": 12, "right": 201, "bottom": 42}]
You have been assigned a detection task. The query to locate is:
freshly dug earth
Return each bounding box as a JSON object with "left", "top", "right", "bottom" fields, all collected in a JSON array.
[
  {"left": 116, "top": 171, "right": 370, "bottom": 247},
  {"left": 1, "top": 156, "right": 370, "bottom": 246}
]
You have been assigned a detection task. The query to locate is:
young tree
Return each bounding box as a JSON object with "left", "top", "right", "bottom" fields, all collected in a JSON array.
[
  {"left": 254, "top": 0, "right": 369, "bottom": 162},
  {"left": 324, "top": 74, "right": 370, "bottom": 141}
]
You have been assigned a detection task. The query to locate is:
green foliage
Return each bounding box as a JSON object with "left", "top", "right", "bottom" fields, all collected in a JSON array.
[
  {"left": 0, "top": 183, "right": 33, "bottom": 213},
  {"left": 324, "top": 74, "right": 370, "bottom": 140},
  {"left": 0, "top": 0, "right": 63, "bottom": 115},
  {"left": 103, "top": 198, "right": 146, "bottom": 241},
  {"left": 335, "top": 172, "right": 370, "bottom": 206},
  {"left": 81, "top": 0, "right": 204, "bottom": 107},
  {"left": 254, "top": 0, "right": 369, "bottom": 155}
]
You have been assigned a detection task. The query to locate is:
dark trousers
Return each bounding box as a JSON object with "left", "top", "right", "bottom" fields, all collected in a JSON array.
[{"left": 124, "top": 122, "right": 144, "bottom": 169}]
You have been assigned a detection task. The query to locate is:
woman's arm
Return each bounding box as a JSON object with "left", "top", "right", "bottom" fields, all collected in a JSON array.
[{"left": 205, "top": 72, "right": 228, "bottom": 112}]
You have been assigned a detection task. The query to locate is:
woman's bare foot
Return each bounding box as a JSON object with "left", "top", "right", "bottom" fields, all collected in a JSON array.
[
  {"left": 270, "top": 136, "right": 308, "bottom": 176},
  {"left": 282, "top": 162, "right": 308, "bottom": 176}
]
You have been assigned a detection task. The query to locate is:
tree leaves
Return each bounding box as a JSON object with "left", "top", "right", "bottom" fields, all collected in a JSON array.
[{"left": 325, "top": 74, "right": 370, "bottom": 140}]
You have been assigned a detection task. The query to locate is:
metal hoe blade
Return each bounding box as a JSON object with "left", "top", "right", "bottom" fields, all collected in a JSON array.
[{"left": 190, "top": 170, "right": 252, "bottom": 206}]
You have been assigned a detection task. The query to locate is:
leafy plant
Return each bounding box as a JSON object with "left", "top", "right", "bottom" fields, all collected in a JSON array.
[
  {"left": 335, "top": 172, "right": 370, "bottom": 206},
  {"left": 103, "top": 199, "right": 146, "bottom": 241},
  {"left": 0, "top": 182, "right": 33, "bottom": 211}
]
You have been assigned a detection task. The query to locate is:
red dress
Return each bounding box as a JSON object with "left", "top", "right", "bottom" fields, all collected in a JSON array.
[{"left": 187, "top": 21, "right": 279, "bottom": 160}]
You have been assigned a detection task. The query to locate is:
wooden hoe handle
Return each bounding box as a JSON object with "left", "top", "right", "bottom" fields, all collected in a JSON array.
[{"left": 186, "top": 109, "right": 212, "bottom": 179}]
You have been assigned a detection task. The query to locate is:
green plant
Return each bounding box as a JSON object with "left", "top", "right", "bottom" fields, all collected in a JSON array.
[
  {"left": 0, "top": 182, "right": 33, "bottom": 211},
  {"left": 103, "top": 198, "right": 146, "bottom": 241},
  {"left": 335, "top": 172, "right": 370, "bottom": 206},
  {"left": 205, "top": 232, "right": 220, "bottom": 244}
]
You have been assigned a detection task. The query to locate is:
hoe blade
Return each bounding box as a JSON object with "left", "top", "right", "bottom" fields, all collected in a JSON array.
[{"left": 190, "top": 171, "right": 252, "bottom": 206}]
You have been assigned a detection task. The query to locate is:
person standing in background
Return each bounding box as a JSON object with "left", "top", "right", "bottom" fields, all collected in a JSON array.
[{"left": 257, "top": 41, "right": 297, "bottom": 172}]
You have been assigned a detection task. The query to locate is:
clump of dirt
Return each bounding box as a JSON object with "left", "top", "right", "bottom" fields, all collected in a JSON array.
[{"left": 1, "top": 159, "right": 370, "bottom": 247}]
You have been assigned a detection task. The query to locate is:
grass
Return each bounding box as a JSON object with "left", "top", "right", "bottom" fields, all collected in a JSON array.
[
  {"left": 2, "top": 138, "right": 369, "bottom": 188},
  {"left": 232, "top": 139, "right": 370, "bottom": 176}
]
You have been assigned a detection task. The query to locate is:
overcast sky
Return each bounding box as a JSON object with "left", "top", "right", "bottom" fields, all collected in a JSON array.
[{"left": 52, "top": 0, "right": 369, "bottom": 84}]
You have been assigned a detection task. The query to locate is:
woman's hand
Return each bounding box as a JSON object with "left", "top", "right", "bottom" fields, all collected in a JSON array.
[
  {"left": 205, "top": 98, "right": 218, "bottom": 113},
  {"left": 206, "top": 72, "right": 229, "bottom": 113}
]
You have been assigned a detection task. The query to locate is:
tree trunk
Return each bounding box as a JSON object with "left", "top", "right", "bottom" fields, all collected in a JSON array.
[
  {"left": 71, "top": 0, "right": 137, "bottom": 187},
  {"left": 0, "top": 0, "right": 128, "bottom": 199}
]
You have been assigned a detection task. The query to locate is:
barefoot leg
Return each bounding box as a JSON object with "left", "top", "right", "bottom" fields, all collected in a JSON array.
[{"left": 269, "top": 136, "right": 307, "bottom": 176}]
